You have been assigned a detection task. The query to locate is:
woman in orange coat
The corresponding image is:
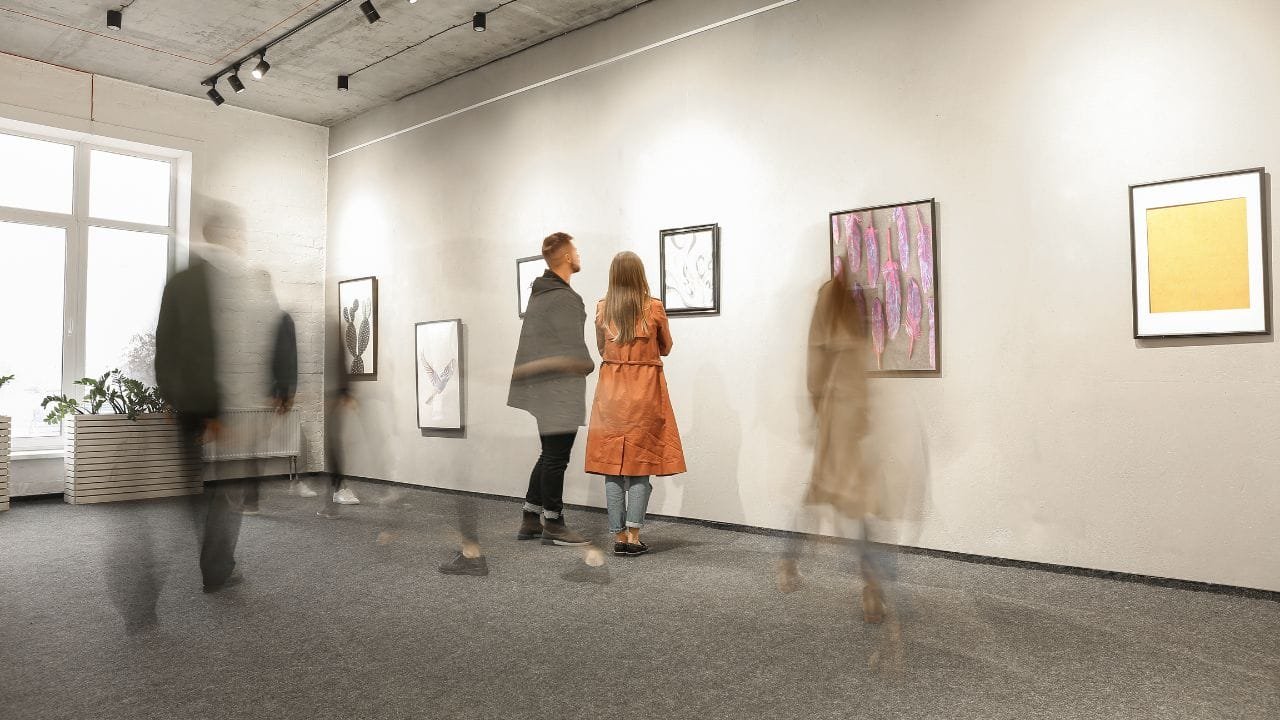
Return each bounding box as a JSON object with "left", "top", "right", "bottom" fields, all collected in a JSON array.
[{"left": 584, "top": 252, "right": 686, "bottom": 556}]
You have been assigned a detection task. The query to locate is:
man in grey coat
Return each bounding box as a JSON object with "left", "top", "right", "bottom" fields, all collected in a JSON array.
[{"left": 507, "top": 232, "right": 595, "bottom": 546}]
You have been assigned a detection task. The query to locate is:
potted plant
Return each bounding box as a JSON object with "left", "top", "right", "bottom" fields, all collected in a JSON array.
[
  {"left": 0, "top": 374, "right": 11, "bottom": 511},
  {"left": 41, "top": 370, "right": 198, "bottom": 505}
]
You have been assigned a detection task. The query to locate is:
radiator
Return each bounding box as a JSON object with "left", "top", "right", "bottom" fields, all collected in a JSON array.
[{"left": 205, "top": 408, "right": 301, "bottom": 469}]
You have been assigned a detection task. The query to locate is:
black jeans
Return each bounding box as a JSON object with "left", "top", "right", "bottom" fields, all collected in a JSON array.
[{"left": 523, "top": 421, "right": 577, "bottom": 519}]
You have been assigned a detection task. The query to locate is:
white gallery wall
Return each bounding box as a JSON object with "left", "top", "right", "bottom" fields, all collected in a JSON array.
[
  {"left": 0, "top": 54, "right": 330, "bottom": 490},
  {"left": 326, "top": 0, "right": 1280, "bottom": 591}
]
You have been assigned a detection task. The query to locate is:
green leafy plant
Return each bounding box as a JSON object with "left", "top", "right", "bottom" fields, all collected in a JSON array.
[
  {"left": 0, "top": 374, "right": 13, "bottom": 390},
  {"left": 41, "top": 369, "right": 169, "bottom": 424}
]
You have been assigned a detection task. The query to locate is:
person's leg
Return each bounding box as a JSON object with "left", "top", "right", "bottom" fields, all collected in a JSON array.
[
  {"left": 319, "top": 414, "right": 345, "bottom": 515},
  {"left": 624, "top": 475, "right": 652, "bottom": 546},
  {"left": 777, "top": 503, "right": 819, "bottom": 592},
  {"left": 604, "top": 476, "right": 627, "bottom": 550},
  {"left": 537, "top": 427, "right": 588, "bottom": 546},
  {"left": 519, "top": 431, "right": 547, "bottom": 538},
  {"left": 838, "top": 513, "right": 887, "bottom": 623},
  {"left": 536, "top": 429, "right": 575, "bottom": 522}
]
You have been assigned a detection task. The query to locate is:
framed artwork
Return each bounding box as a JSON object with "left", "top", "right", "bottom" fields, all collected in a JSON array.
[
  {"left": 660, "top": 224, "right": 720, "bottom": 316},
  {"left": 516, "top": 255, "right": 544, "bottom": 318},
  {"left": 1130, "top": 168, "right": 1269, "bottom": 338},
  {"left": 415, "top": 319, "right": 464, "bottom": 430},
  {"left": 829, "top": 199, "right": 939, "bottom": 375},
  {"left": 338, "top": 277, "right": 377, "bottom": 377}
]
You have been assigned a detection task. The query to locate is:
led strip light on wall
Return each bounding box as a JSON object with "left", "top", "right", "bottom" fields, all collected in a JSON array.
[{"left": 328, "top": 0, "right": 801, "bottom": 160}]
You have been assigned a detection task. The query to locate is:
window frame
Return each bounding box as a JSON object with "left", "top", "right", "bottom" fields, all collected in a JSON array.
[{"left": 0, "top": 129, "right": 180, "bottom": 452}]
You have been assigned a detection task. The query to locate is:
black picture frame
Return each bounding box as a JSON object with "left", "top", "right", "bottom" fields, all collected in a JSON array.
[
  {"left": 338, "top": 276, "right": 378, "bottom": 379},
  {"left": 1128, "top": 167, "right": 1271, "bottom": 339},
  {"left": 828, "top": 198, "right": 940, "bottom": 377},
  {"left": 660, "top": 223, "right": 720, "bottom": 317},
  {"left": 414, "top": 319, "right": 465, "bottom": 431},
  {"left": 516, "top": 255, "right": 544, "bottom": 319}
]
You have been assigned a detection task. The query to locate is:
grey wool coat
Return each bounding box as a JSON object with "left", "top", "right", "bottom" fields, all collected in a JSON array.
[{"left": 508, "top": 271, "right": 595, "bottom": 434}]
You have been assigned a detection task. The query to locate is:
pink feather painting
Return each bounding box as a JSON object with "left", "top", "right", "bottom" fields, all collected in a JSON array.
[
  {"left": 927, "top": 296, "right": 937, "bottom": 369},
  {"left": 852, "top": 283, "right": 867, "bottom": 333},
  {"left": 882, "top": 224, "right": 902, "bottom": 340},
  {"left": 905, "top": 278, "right": 922, "bottom": 358},
  {"left": 844, "top": 213, "right": 861, "bottom": 274},
  {"left": 870, "top": 297, "right": 886, "bottom": 369},
  {"left": 893, "top": 206, "right": 910, "bottom": 274},
  {"left": 863, "top": 213, "right": 879, "bottom": 289},
  {"left": 827, "top": 200, "right": 936, "bottom": 373},
  {"left": 914, "top": 205, "right": 934, "bottom": 296}
]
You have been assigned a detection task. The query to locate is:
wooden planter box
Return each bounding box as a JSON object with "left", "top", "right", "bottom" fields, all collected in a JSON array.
[
  {"left": 0, "top": 416, "right": 9, "bottom": 511},
  {"left": 64, "top": 413, "right": 201, "bottom": 505}
]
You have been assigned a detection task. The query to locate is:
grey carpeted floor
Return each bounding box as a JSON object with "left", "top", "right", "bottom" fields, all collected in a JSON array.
[{"left": 1, "top": 479, "right": 1276, "bottom": 720}]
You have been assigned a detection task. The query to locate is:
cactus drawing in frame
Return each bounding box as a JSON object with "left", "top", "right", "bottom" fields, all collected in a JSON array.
[{"left": 338, "top": 277, "right": 378, "bottom": 377}]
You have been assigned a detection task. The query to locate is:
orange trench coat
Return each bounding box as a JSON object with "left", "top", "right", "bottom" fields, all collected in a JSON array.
[{"left": 584, "top": 298, "right": 687, "bottom": 477}]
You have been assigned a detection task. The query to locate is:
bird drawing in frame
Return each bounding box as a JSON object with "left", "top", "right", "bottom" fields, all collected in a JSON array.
[{"left": 419, "top": 354, "right": 458, "bottom": 405}]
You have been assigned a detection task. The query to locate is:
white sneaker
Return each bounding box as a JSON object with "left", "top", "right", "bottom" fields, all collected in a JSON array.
[
  {"left": 332, "top": 488, "right": 360, "bottom": 505},
  {"left": 291, "top": 481, "right": 318, "bottom": 498}
]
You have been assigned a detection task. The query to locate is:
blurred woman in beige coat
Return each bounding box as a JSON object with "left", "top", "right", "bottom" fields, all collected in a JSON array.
[{"left": 779, "top": 269, "right": 887, "bottom": 623}]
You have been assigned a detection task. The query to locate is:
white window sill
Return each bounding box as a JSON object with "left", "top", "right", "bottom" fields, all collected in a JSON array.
[{"left": 12, "top": 449, "right": 64, "bottom": 460}]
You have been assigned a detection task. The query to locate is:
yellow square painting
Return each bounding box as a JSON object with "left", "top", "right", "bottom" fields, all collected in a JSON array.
[{"left": 1146, "top": 198, "right": 1250, "bottom": 313}]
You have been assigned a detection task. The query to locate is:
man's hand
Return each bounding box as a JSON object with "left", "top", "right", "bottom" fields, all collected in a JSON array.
[
  {"left": 274, "top": 396, "right": 294, "bottom": 415},
  {"left": 202, "top": 419, "right": 224, "bottom": 444}
]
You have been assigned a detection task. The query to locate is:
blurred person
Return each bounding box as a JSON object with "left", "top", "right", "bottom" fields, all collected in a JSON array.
[
  {"left": 155, "top": 201, "right": 294, "bottom": 592},
  {"left": 584, "top": 252, "right": 686, "bottom": 557},
  {"left": 507, "top": 232, "right": 595, "bottom": 546},
  {"left": 438, "top": 495, "right": 488, "bottom": 576},
  {"left": 314, "top": 317, "right": 361, "bottom": 518},
  {"left": 777, "top": 270, "right": 889, "bottom": 624}
]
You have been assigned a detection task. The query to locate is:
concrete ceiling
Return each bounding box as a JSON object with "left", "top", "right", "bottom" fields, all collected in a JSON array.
[{"left": 0, "top": 0, "right": 648, "bottom": 126}]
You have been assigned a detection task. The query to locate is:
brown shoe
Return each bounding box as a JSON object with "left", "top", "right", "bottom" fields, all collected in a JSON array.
[
  {"left": 541, "top": 518, "right": 590, "bottom": 547},
  {"left": 517, "top": 511, "right": 543, "bottom": 540}
]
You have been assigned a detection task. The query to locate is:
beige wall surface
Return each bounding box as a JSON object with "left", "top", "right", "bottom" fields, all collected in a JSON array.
[
  {"left": 326, "top": 0, "right": 1280, "bottom": 591},
  {"left": 0, "top": 55, "right": 330, "bottom": 478}
]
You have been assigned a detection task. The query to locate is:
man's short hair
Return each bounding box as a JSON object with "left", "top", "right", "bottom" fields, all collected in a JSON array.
[{"left": 542, "top": 232, "right": 573, "bottom": 263}]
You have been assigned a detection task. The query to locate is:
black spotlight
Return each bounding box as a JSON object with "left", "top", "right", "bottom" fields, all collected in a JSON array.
[
  {"left": 251, "top": 53, "right": 270, "bottom": 80},
  {"left": 227, "top": 72, "right": 246, "bottom": 93},
  {"left": 206, "top": 84, "right": 225, "bottom": 107},
  {"left": 338, "top": 75, "right": 350, "bottom": 92},
  {"left": 360, "top": 1, "right": 380, "bottom": 23},
  {"left": 107, "top": 9, "right": 122, "bottom": 31},
  {"left": 473, "top": 11, "right": 486, "bottom": 31}
]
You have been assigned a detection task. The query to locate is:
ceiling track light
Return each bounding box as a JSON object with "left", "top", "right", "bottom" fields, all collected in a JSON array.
[
  {"left": 360, "top": 1, "right": 381, "bottom": 23},
  {"left": 251, "top": 53, "right": 271, "bottom": 80},
  {"left": 107, "top": 9, "right": 123, "bottom": 31},
  {"left": 227, "top": 71, "right": 246, "bottom": 93},
  {"left": 338, "top": 75, "right": 350, "bottom": 91},
  {"left": 205, "top": 81, "right": 225, "bottom": 107},
  {"left": 473, "top": 11, "right": 486, "bottom": 32}
]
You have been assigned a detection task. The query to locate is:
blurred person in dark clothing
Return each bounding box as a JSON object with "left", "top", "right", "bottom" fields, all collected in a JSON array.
[
  {"left": 155, "top": 203, "right": 295, "bottom": 592},
  {"left": 506, "top": 231, "right": 595, "bottom": 548},
  {"left": 315, "top": 318, "right": 362, "bottom": 518}
]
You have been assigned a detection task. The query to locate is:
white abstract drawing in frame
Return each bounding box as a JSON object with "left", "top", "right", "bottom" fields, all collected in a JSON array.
[
  {"left": 338, "top": 276, "right": 377, "bottom": 377},
  {"left": 1130, "top": 167, "right": 1269, "bottom": 338},
  {"left": 660, "top": 224, "right": 720, "bottom": 316},
  {"left": 415, "top": 319, "right": 464, "bottom": 430},
  {"left": 516, "top": 255, "right": 544, "bottom": 318}
]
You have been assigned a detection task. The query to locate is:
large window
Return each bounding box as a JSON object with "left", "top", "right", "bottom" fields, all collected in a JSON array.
[{"left": 0, "top": 131, "right": 179, "bottom": 449}]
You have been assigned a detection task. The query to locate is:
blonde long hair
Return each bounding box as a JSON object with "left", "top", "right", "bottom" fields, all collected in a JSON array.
[{"left": 603, "top": 251, "right": 651, "bottom": 345}]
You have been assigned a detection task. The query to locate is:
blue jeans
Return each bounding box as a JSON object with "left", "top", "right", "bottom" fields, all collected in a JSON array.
[{"left": 604, "top": 475, "right": 652, "bottom": 534}]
